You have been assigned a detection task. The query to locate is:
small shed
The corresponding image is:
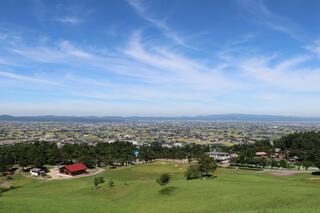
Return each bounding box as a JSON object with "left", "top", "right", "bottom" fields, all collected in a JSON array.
[
  {"left": 30, "top": 168, "right": 45, "bottom": 176},
  {"left": 59, "top": 163, "right": 87, "bottom": 176}
]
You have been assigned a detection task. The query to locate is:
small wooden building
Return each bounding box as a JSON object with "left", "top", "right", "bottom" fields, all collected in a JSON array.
[{"left": 59, "top": 163, "right": 87, "bottom": 176}]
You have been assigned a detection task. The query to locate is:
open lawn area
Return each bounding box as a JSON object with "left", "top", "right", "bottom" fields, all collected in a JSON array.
[{"left": 1, "top": 162, "right": 320, "bottom": 213}]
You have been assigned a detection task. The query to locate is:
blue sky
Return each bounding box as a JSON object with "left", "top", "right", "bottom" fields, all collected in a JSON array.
[{"left": 1, "top": 0, "right": 320, "bottom": 116}]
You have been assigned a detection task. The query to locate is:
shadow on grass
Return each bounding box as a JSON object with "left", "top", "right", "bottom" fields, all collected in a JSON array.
[
  {"left": 203, "top": 174, "right": 218, "bottom": 179},
  {"left": 159, "top": 186, "right": 177, "bottom": 195},
  {"left": 0, "top": 185, "right": 21, "bottom": 196}
]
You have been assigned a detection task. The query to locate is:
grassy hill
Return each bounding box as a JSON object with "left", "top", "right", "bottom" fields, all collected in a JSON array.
[{"left": 1, "top": 163, "right": 320, "bottom": 213}]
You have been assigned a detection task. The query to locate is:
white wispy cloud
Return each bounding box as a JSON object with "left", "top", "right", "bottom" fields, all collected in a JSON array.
[
  {"left": 0, "top": 57, "right": 18, "bottom": 66},
  {"left": 0, "top": 29, "right": 23, "bottom": 45},
  {"left": 0, "top": 70, "right": 59, "bottom": 85},
  {"left": 3, "top": 30, "right": 240, "bottom": 104},
  {"left": 10, "top": 47, "right": 65, "bottom": 63},
  {"left": 127, "top": 0, "right": 185, "bottom": 45},
  {"left": 3, "top": 27, "right": 320, "bottom": 115},
  {"left": 306, "top": 40, "right": 320, "bottom": 56},
  {"left": 55, "top": 16, "right": 81, "bottom": 25},
  {"left": 122, "top": 31, "right": 238, "bottom": 92},
  {"left": 225, "top": 33, "right": 257, "bottom": 48},
  {"left": 2, "top": 1, "right": 320, "bottom": 116},
  {"left": 6, "top": 31, "right": 229, "bottom": 91},
  {"left": 59, "top": 41, "right": 92, "bottom": 59},
  {"left": 238, "top": 0, "right": 303, "bottom": 40},
  {"left": 237, "top": 54, "right": 320, "bottom": 92},
  {"left": 10, "top": 40, "right": 93, "bottom": 63}
]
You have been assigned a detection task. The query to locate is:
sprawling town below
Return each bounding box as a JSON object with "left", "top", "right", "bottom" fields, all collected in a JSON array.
[{"left": 1, "top": 121, "right": 320, "bottom": 147}]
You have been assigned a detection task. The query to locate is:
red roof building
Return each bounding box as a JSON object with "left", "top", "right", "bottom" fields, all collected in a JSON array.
[{"left": 59, "top": 163, "right": 87, "bottom": 176}]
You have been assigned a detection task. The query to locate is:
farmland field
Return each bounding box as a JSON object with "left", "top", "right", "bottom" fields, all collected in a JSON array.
[{"left": 1, "top": 162, "right": 320, "bottom": 213}]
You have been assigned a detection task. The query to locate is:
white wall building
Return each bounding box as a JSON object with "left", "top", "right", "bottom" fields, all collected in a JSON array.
[{"left": 207, "top": 151, "right": 231, "bottom": 164}]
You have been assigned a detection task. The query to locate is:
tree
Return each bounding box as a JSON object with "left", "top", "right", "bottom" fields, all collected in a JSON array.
[
  {"left": 94, "top": 177, "right": 105, "bottom": 188},
  {"left": 16, "top": 144, "right": 32, "bottom": 171},
  {"left": 156, "top": 173, "right": 170, "bottom": 186},
  {"left": 271, "top": 160, "right": 279, "bottom": 168},
  {"left": 257, "top": 157, "right": 270, "bottom": 168},
  {"left": 0, "top": 146, "right": 11, "bottom": 175},
  {"left": 302, "top": 161, "right": 313, "bottom": 171},
  {"left": 139, "top": 147, "right": 155, "bottom": 162},
  {"left": 198, "top": 155, "right": 217, "bottom": 176},
  {"left": 185, "top": 164, "right": 202, "bottom": 180},
  {"left": 295, "top": 161, "right": 303, "bottom": 170},
  {"left": 30, "top": 142, "right": 48, "bottom": 168},
  {"left": 279, "top": 159, "right": 289, "bottom": 169},
  {"left": 108, "top": 179, "right": 114, "bottom": 188},
  {"left": 46, "top": 143, "right": 61, "bottom": 165},
  {"left": 79, "top": 155, "right": 96, "bottom": 169},
  {"left": 60, "top": 143, "right": 75, "bottom": 164},
  {"left": 314, "top": 156, "right": 320, "bottom": 170},
  {"left": 274, "top": 131, "right": 320, "bottom": 166}
]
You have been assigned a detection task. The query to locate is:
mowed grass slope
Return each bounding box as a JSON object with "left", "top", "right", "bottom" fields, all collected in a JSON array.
[{"left": 1, "top": 163, "right": 320, "bottom": 213}]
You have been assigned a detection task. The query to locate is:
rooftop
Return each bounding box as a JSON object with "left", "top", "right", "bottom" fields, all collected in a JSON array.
[{"left": 63, "top": 163, "right": 87, "bottom": 172}]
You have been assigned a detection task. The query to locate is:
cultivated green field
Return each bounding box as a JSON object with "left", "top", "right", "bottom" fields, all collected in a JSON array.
[{"left": 1, "top": 163, "right": 320, "bottom": 213}]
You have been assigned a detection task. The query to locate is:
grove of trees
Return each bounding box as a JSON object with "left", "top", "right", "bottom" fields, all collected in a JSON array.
[
  {"left": 0, "top": 141, "right": 210, "bottom": 175},
  {"left": 2, "top": 131, "right": 320, "bottom": 175},
  {"left": 228, "top": 131, "right": 320, "bottom": 170}
]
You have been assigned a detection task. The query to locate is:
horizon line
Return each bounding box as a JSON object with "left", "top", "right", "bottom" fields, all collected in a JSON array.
[{"left": 1, "top": 113, "right": 320, "bottom": 118}]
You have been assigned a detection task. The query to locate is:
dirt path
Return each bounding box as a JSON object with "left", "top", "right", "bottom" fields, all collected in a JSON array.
[
  {"left": 47, "top": 166, "right": 105, "bottom": 180},
  {"left": 261, "top": 169, "right": 310, "bottom": 176},
  {"left": 0, "top": 181, "right": 11, "bottom": 188}
]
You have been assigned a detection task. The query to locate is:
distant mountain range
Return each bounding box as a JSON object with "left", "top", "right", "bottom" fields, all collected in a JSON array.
[{"left": 1, "top": 114, "right": 320, "bottom": 122}]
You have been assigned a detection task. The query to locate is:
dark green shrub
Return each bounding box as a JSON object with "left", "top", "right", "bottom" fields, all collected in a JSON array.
[
  {"left": 156, "top": 173, "right": 170, "bottom": 186},
  {"left": 185, "top": 164, "right": 202, "bottom": 180},
  {"left": 94, "top": 177, "right": 105, "bottom": 188},
  {"left": 108, "top": 179, "right": 114, "bottom": 188}
]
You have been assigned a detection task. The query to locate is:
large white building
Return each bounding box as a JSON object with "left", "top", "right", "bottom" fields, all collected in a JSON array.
[{"left": 207, "top": 151, "right": 231, "bottom": 164}]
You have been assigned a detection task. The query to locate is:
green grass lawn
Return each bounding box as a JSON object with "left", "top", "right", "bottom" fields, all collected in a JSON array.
[{"left": 1, "top": 162, "right": 320, "bottom": 213}]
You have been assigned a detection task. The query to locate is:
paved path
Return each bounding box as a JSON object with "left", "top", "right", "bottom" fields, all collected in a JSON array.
[
  {"left": 261, "top": 169, "right": 311, "bottom": 176},
  {"left": 47, "top": 166, "right": 105, "bottom": 180}
]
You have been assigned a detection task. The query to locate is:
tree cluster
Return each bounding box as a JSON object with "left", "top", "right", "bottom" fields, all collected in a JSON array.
[
  {"left": 185, "top": 155, "right": 217, "bottom": 180},
  {"left": 139, "top": 142, "right": 209, "bottom": 162},
  {"left": 228, "top": 131, "right": 320, "bottom": 169},
  {"left": 274, "top": 131, "right": 320, "bottom": 169},
  {"left": 0, "top": 141, "right": 209, "bottom": 175}
]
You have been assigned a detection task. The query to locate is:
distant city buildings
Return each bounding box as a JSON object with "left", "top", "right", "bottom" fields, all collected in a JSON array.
[{"left": 1, "top": 121, "right": 319, "bottom": 147}]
